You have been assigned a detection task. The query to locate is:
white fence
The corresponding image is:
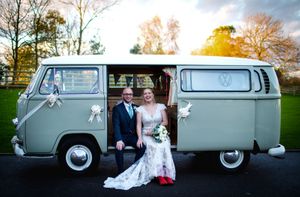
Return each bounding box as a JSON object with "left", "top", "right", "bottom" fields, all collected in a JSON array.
[
  {"left": 0, "top": 69, "right": 35, "bottom": 88},
  {"left": 281, "top": 86, "right": 300, "bottom": 95}
]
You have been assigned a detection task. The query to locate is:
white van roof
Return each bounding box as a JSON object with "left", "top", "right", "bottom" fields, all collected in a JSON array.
[{"left": 41, "top": 55, "right": 271, "bottom": 67}]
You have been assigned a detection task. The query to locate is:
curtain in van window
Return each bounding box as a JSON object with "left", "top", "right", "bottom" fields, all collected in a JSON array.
[{"left": 163, "top": 68, "right": 177, "bottom": 106}]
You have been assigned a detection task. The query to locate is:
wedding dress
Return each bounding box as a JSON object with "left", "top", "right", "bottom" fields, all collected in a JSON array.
[{"left": 103, "top": 103, "right": 176, "bottom": 190}]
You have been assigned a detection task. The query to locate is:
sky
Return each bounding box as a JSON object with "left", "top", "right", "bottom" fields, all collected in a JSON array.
[{"left": 93, "top": 0, "right": 300, "bottom": 55}]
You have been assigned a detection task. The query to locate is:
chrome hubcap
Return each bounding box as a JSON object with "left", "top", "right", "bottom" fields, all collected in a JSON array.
[
  {"left": 66, "top": 145, "right": 92, "bottom": 171},
  {"left": 220, "top": 150, "right": 244, "bottom": 169},
  {"left": 70, "top": 149, "right": 88, "bottom": 166}
]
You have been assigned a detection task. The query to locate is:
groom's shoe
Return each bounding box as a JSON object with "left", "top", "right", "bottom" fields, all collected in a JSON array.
[
  {"left": 164, "top": 177, "right": 174, "bottom": 185},
  {"left": 157, "top": 176, "right": 168, "bottom": 185}
]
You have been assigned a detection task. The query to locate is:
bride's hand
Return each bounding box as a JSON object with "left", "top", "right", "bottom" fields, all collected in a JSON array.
[{"left": 146, "top": 130, "right": 152, "bottom": 136}]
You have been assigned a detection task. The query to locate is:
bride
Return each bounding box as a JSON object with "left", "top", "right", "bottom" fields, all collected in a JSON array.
[{"left": 104, "top": 88, "right": 176, "bottom": 190}]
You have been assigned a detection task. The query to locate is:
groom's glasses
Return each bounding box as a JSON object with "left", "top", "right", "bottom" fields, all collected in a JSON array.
[{"left": 123, "top": 93, "right": 133, "bottom": 96}]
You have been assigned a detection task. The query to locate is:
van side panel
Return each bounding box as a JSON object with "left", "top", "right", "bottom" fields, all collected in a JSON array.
[
  {"left": 177, "top": 65, "right": 256, "bottom": 151},
  {"left": 177, "top": 97, "right": 255, "bottom": 151},
  {"left": 254, "top": 67, "right": 281, "bottom": 150},
  {"left": 26, "top": 94, "right": 106, "bottom": 153},
  {"left": 25, "top": 65, "right": 107, "bottom": 154},
  {"left": 255, "top": 99, "right": 281, "bottom": 150},
  {"left": 16, "top": 95, "right": 29, "bottom": 149}
]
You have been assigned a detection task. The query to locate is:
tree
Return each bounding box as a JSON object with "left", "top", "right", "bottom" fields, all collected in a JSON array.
[
  {"left": 130, "top": 44, "right": 142, "bottom": 54},
  {"left": 4, "top": 45, "right": 35, "bottom": 84},
  {"left": 63, "top": 19, "right": 78, "bottom": 55},
  {"left": 241, "top": 13, "right": 299, "bottom": 72},
  {"left": 134, "top": 16, "right": 180, "bottom": 54},
  {"left": 28, "top": 0, "right": 51, "bottom": 69},
  {"left": 6, "top": 45, "right": 35, "bottom": 70},
  {"left": 192, "top": 25, "right": 247, "bottom": 57},
  {"left": 0, "top": 0, "right": 30, "bottom": 83},
  {"left": 139, "top": 16, "right": 164, "bottom": 54},
  {"left": 39, "top": 10, "right": 66, "bottom": 57},
  {"left": 89, "top": 35, "right": 106, "bottom": 55},
  {"left": 61, "top": 0, "right": 118, "bottom": 55},
  {"left": 164, "top": 17, "right": 180, "bottom": 54}
]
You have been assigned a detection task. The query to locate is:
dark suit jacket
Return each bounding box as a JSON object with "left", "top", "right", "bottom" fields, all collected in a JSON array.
[{"left": 112, "top": 102, "right": 138, "bottom": 142}]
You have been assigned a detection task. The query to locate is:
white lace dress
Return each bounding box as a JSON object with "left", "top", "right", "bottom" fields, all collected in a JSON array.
[{"left": 103, "top": 103, "right": 176, "bottom": 190}]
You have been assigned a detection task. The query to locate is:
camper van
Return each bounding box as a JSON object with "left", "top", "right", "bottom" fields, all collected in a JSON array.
[{"left": 11, "top": 55, "right": 285, "bottom": 174}]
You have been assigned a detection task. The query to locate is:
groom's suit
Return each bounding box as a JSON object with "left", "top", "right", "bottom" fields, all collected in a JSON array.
[{"left": 112, "top": 102, "right": 146, "bottom": 174}]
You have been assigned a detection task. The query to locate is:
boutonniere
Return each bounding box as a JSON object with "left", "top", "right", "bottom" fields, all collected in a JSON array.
[{"left": 133, "top": 105, "right": 137, "bottom": 111}]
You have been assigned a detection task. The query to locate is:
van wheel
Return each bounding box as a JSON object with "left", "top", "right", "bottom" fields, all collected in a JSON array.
[
  {"left": 216, "top": 150, "right": 250, "bottom": 173},
  {"left": 58, "top": 137, "right": 100, "bottom": 175}
]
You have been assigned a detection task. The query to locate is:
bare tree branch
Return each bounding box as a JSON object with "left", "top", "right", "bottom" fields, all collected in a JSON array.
[
  {"left": 0, "top": 0, "right": 31, "bottom": 83},
  {"left": 241, "top": 13, "right": 299, "bottom": 72},
  {"left": 60, "top": 0, "right": 119, "bottom": 55}
]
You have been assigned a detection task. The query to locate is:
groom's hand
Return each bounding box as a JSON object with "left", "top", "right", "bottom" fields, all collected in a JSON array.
[
  {"left": 137, "top": 138, "right": 143, "bottom": 149},
  {"left": 116, "top": 140, "right": 125, "bottom": 150}
]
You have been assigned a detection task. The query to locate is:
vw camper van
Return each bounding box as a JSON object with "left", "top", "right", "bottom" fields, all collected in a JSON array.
[{"left": 11, "top": 55, "right": 285, "bottom": 174}]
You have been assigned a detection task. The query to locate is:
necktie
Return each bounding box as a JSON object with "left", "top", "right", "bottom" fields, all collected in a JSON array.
[{"left": 128, "top": 105, "right": 133, "bottom": 118}]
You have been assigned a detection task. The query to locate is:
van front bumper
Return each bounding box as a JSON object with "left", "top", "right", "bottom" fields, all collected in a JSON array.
[
  {"left": 11, "top": 136, "right": 25, "bottom": 157},
  {"left": 268, "top": 144, "right": 285, "bottom": 157}
]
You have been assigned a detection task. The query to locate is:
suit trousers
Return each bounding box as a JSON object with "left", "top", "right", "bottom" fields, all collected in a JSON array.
[{"left": 115, "top": 133, "right": 146, "bottom": 174}]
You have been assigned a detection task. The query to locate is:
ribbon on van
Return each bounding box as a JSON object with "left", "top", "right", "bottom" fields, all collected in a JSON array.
[
  {"left": 163, "top": 68, "right": 177, "bottom": 106},
  {"left": 15, "top": 93, "right": 63, "bottom": 130},
  {"left": 178, "top": 101, "right": 192, "bottom": 122},
  {"left": 88, "top": 105, "right": 103, "bottom": 123},
  {"left": 47, "top": 93, "right": 63, "bottom": 107}
]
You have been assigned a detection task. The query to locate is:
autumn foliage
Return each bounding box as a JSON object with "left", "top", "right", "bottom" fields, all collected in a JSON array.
[
  {"left": 131, "top": 16, "right": 180, "bottom": 55},
  {"left": 191, "top": 13, "right": 299, "bottom": 76}
]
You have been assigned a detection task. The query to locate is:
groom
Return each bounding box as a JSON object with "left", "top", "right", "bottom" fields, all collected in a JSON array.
[{"left": 112, "top": 87, "right": 146, "bottom": 174}]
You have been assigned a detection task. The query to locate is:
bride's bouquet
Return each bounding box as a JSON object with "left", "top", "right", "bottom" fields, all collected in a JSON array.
[{"left": 152, "top": 124, "right": 169, "bottom": 143}]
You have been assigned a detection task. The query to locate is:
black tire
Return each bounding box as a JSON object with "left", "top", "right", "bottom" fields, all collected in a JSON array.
[
  {"left": 58, "top": 136, "right": 100, "bottom": 175},
  {"left": 215, "top": 150, "right": 250, "bottom": 173}
]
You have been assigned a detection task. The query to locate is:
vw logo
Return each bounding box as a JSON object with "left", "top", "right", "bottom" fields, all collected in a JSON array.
[{"left": 218, "top": 72, "right": 232, "bottom": 87}]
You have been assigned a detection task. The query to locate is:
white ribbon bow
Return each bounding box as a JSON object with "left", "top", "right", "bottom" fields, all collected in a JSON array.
[
  {"left": 47, "top": 93, "right": 63, "bottom": 108},
  {"left": 178, "top": 102, "right": 192, "bottom": 121},
  {"left": 15, "top": 93, "right": 63, "bottom": 130},
  {"left": 88, "top": 105, "right": 103, "bottom": 123}
]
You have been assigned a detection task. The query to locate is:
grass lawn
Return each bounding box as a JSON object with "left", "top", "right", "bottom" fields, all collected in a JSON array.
[
  {"left": 0, "top": 89, "right": 299, "bottom": 153},
  {"left": 0, "top": 89, "right": 21, "bottom": 153},
  {"left": 280, "top": 94, "right": 300, "bottom": 149}
]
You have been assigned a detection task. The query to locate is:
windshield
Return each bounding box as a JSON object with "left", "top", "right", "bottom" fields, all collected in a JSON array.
[{"left": 24, "top": 66, "right": 42, "bottom": 95}]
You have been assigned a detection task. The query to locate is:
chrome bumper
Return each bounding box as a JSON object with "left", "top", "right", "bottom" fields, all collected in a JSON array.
[
  {"left": 268, "top": 144, "right": 285, "bottom": 157},
  {"left": 11, "top": 136, "right": 25, "bottom": 157}
]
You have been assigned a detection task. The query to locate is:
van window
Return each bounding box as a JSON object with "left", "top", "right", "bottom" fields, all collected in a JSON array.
[
  {"left": 181, "top": 69, "right": 251, "bottom": 92},
  {"left": 39, "top": 67, "right": 99, "bottom": 94},
  {"left": 24, "top": 66, "right": 42, "bottom": 95}
]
